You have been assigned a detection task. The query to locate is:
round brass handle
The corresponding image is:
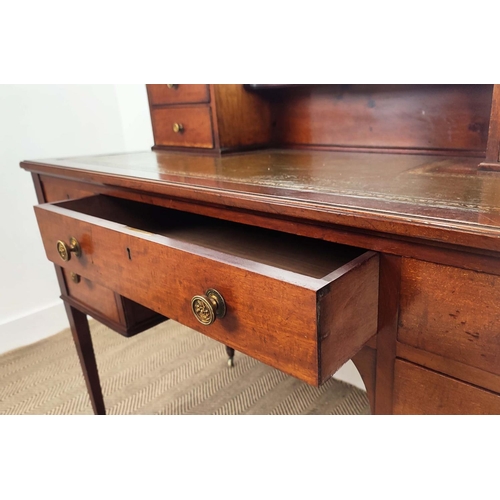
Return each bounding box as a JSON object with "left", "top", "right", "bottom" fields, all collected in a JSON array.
[
  {"left": 166, "top": 84, "right": 178, "bottom": 89},
  {"left": 172, "top": 122, "right": 184, "bottom": 133},
  {"left": 70, "top": 272, "right": 81, "bottom": 284},
  {"left": 191, "top": 289, "right": 226, "bottom": 326},
  {"left": 56, "top": 237, "right": 81, "bottom": 262}
]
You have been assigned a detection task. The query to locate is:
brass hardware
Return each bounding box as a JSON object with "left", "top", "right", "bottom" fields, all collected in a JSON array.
[
  {"left": 56, "top": 237, "right": 81, "bottom": 262},
  {"left": 172, "top": 123, "right": 184, "bottom": 133},
  {"left": 70, "top": 272, "right": 81, "bottom": 283},
  {"left": 226, "top": 345, "right": 235, "bottom": 368},
  {"left": 166, "top": 84, "right": 178, "bottom": 89},
  {"left": 191, "top": 289, "right": 226, "bottom": 326}
]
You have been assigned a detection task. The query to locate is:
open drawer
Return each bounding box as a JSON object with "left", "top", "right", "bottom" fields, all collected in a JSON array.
[{"left": 34, "top": 195, "right": 379, "bottom": 386}]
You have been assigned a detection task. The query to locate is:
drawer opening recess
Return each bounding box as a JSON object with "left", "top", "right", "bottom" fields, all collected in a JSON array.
[{"left": 54, "top": 195, "right": 368, "bottom": 281}]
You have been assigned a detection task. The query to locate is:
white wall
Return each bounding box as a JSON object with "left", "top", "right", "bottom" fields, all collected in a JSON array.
[{"left": 0, "top": 84, "right": 152, "bottom": 353}]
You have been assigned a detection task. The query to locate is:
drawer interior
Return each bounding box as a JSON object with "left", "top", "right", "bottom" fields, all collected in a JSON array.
[{"left": 57, "top": 195, "right": 366, "bottom": 279}]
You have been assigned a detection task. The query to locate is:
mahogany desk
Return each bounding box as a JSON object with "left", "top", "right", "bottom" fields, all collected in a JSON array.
[{"left": 21, "top": 84, "right": 500, "bottom": 414}]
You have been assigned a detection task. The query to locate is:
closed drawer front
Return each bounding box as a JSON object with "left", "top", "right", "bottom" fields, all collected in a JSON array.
[
  {"left": 398, "top": 259, "right": 500, "bottom": 376},
  {"left": 151, "top": 106, "right": 214, "bottom": 148},
  {"left": 34, "top": 195, "right": 379, "bottom": 386},
  {"left": 147, "top": 84, "right": 210, "bottom": 105},
  {"left": 63, "top": 268, "right": 122, "bottom": 324},
  {"left": 393, "top": 360, "right": 500, "bottom": 414},
  {"left": 63, "top": 268, "right": 165, "bottom": 337},
  {"left": 41, "top": 175, "right": 96, "bottom": 202}
]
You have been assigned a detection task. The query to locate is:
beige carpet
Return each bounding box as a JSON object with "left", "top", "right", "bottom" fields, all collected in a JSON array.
[{"left": 0, "top": 320, "right": 369, "bottom": 415}]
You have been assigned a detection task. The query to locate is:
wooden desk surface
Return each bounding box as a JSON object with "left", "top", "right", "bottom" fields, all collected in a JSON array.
[
  {"left": 23, "top": 149, "right": 500, "bottom": 253},
  {"left": 21, "top": 83, "right": 500, "bottom": 415},
  {"left": 22, "top": 147, "right": 500, "bottom": 415}
]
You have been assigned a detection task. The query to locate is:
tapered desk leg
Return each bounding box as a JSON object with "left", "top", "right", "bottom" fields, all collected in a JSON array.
[{"left": 64, "top": 303, "right": 106, "bottom": 415}]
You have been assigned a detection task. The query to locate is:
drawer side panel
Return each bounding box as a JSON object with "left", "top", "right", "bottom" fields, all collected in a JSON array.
[{"left": 319, "top": 253, "right": 379, "bottom": 382}]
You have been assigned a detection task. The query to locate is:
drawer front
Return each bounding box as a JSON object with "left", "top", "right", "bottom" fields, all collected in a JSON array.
[
  {"left": 63, "top": 268, "right": 121, "bottom": 324},
  {"left": 151, "top": 106, "right": 214, "bottom": 148},
  {"left": 147, "top": 84, "right": 210, "bottom": 105},
  {"left": 42, "top": 176, "right": 96, "bottom": 202},
  {"left": 63, "top": 268, "right": 164, "bottom": 337},
  {"left": 34, "top": 196, "right": 379, "bottom": 386},
  {"left": 398, "top": 259, "right": 500, "bottom": 376},
  {"left": 393, "top": 360, "right": 500, "bottom": 414}
]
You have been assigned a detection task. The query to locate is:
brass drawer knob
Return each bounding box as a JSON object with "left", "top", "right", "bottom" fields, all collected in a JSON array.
[
  {"left": 191, "top": 289, "right": 226, "bottom": 326},
  {"left": 70, "top": 272, "right": 81, "bottom": 283},
  {"left": 166, "top": 84, "right": 178, "bottom": 89},
  {"left": 56, "top": 237, "right": 81, "bottom": 262},
  {"left": 172, "top": 122, "right": 184, "bottom": 133}
]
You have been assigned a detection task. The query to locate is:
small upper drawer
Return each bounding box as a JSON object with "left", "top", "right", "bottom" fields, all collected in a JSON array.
[
  {"left": 151, "top": 106, "right": 214, "bottom": 149},
  {"left": 34, "top": 195, "right": 379, "bottom": 386},
  {"left": 147, "top": 84, "right": 210, "bottom": 105}
]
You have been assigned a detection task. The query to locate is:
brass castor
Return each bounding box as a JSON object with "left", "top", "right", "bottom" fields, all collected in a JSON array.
[{"left": 225, "top": 345, "right": 235, "bottom": 368}]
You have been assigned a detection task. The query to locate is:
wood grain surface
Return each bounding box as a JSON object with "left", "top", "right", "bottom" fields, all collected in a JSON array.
[
  {"left": 270, "top": 84, "right": 492, "bottom": 153},
  {"left": 393, "top": 360, "right": 500, "bottom": 414},
  {"left": 212, "top": 84, "right": 272, "bottom": 149},
  {"left": 63, "top": 268, "right": 121, "bottom": 323},
  {"left": 147, "top": 84, "right": 210, "bottom": 106},
  {"left": 374, "top": 255, "right": 401, "bottom": 414},
  {"left": 151, "top": 106, "right": 214, "bottom": 148},
  {"left": 481, "top": 84, "right": 500, "bottom": 168},
  {"left": 398, "top": 258, "right": 500, "bottom": 375},
  {"left": 396, "top": 342, "right": 500, "bottom": 395}
]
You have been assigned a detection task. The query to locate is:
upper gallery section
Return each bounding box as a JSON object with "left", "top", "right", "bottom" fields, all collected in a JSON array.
[{"left": 146, "top": 84, "right": 500, "bottom": 170}]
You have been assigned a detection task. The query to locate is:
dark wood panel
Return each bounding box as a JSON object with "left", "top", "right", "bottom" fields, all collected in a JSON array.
[
  {"left": 272, "top": 84, "right": 492, "bottom": 153},
  {"left": 393, "top": 360, "right": 500, "bottom": 414},
  {"left": 64, "top": 304, "right": 106, "bottom": 414},
  {"left": 41, "top": 175, "right": 96, "bottom": 202},
  {"left": 121, "top": 296, "right": 166, "bottom": 330},
  {"left": 151, "top": 106, "right": 214, "bottom": 148},
  {"left": 374, "top": 255, "right": 401, "bottom": 414},
  {"left": 147, "top": 84, "right": 210, "bottom": 105},
  {"left": 319, "top": 255, "right": 379, "bottom": 381},
  {"left": 153, "top": 220, "right": 366, "bottom": 280},
  {"left": 396, "top": 342, "right": 500, "bottom": 395},
  {"left": 212, "top": 84, "right": 272, "bottom": 149},
  {"left": 480, "top": 84, "right": 500, "bottom": 171},
  {"left": 398, "top": 259, "right": 500, "bottom": 376}
]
